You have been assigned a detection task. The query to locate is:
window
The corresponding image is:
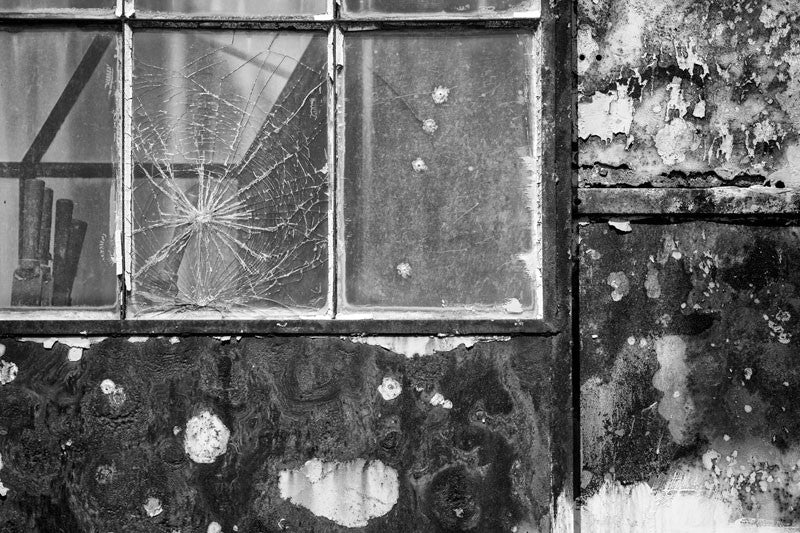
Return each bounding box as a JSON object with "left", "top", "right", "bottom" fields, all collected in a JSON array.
[{"left": 0, "top": 0, "right": 568, "bottom": 334}]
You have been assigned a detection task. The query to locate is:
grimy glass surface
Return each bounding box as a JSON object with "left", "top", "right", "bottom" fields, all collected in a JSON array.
[
  {"left": 0, "top": 29, "right": 118, "bottom": 309},
  {"left": 343, "top": 0, "right": 538, "bottom": 16},
  {"left": 0, "top": 0, "right": 111, "bottom": 11},
  {"left": 343, "top": 31, "right": 539, "bottom": 314},
  {"left": 132, "top": 31, "right": 329, "bottom": 317},
  {"left": 136, "top": 0, "right": 327, "bottom": 17}
]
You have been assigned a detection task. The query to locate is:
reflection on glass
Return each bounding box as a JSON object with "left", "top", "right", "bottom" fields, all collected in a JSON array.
[
  {"left": 132, "top": 31, "right": 329, "bottom": 317},
  {"left": 0, "top": 0, "right": 111, "bottom": 11},
  {"left": 0, "top": 29, "right": 118, "bottom": 309},
  {"left": 343, "top": 0, "right": 538, "bottom": 16},
  {"left": 343, "top": 32, "right": 539, "bottom": 315},
  {"left": 136, "top": 0, "right": 327, "bottom": 16}
]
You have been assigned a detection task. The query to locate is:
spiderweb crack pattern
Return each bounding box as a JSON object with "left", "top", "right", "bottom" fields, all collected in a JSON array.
[{"left": 132, "top": 33, "right": 328, "bottom": 316}]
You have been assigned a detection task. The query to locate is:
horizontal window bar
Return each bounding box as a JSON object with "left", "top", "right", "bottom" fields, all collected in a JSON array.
[
  {"left": 0, "top": 318, "right": 557, "bottom": 336},
  {"left": 577, "top": 187, "right": 800, "bottom": 216}
]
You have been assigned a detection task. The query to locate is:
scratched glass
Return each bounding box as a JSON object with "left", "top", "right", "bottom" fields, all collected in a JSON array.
[
  {"left": 342, "top": 31, "right": 540, "bottom": 316},
  {"left": 131, "top": 31, "right": 329, "bottom": 318},
  {"left": 0, "top": 0, "right": 112, "bottom": 11},
  {"left": 136, "top": 0, "right": 327, "bottom": 17},
  {"left": 342, "top": 0, "right": 539, "bottom": 17},
  {"left": 0, "top": 29, "right": 118, "bottom": 311}
]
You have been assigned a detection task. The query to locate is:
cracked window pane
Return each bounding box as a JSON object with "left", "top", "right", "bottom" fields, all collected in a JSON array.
[
  {"left": 343, "top": 0, "right": 538, "bottom": 16},
  {"left": 0, "top": 0, "right": 111, "bottom": 11},
  {"left": 136, "top": 0, "right": 327, "bottom": 17},
  {"left": 0, "top": 29, "right": 118, "bottom": 310},
  {"left": 131, "top": 31, "right": 329, "bottom": 317},
  {"left": 342, "top": 31, "right": 540, "bottom": 316}
]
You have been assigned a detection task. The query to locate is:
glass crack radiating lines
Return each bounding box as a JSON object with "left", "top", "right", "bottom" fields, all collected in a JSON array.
[{"left": 132, "top": 33, "right": 328, "bottom": 316}]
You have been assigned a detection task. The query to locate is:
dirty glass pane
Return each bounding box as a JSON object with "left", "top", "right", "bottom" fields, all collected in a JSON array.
[
  {"left": 342, "top": 0, "right": 538, "bottom": 17},
  {"left": 0, "top": 29, "right": 118, "bottom": 310},
  {"left": 0, "top": 0, "right": 111, "bottom": 11},
  {"left": 342, "top": 31, "right": 540, "bottom": 316},
  {"left": 131, "top": 31, "right": 329, "bottom": 317},
  {"left": 136, "top": 0, "right": 327, "bottom": 17}
]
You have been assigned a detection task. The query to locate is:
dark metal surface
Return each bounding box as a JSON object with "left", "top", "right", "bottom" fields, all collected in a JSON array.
[{"left": 0, "top": 318, "right": 557, "bottom": 336}]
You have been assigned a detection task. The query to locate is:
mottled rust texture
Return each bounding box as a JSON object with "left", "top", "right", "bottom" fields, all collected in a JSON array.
[
  {"left": 581, "top": 222, "right": 800, "bottom": 522},
  {"left": 579, "top": 0, "right": 800, "bottom": 185},
  {"left": 0, "top": 336, "right": 556, "bottom": 532}
]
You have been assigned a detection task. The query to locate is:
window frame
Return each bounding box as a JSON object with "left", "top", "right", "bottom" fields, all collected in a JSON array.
[{"left": 0, "top": 0, "right": 572, "bottom": 336}]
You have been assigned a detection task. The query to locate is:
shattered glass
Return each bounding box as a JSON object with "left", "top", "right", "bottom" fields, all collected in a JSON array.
[
  {"left": 0, "top": 29, "right": 118, "bottom": 311},
  {"left": 342, "top": 31, "right": 540, "bottom": 316},
  {"left": 343, "top": 0, "right": 539, "bottom": 17},
  {"left": 131, "top": 31, "right": 329, "bottom": 317},
  {"left": 136, "top": 0, "right": 327, "bottom": 17}
]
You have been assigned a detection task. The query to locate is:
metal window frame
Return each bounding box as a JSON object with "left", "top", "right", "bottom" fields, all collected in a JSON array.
[{"left": 0, "top": 0, "right": 572, "bottom": 337}]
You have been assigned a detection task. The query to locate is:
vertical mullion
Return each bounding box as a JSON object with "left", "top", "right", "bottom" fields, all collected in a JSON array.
[
  {"left": 121, "top": 23, "right": 133, "bottom": 318},
  {"left": 334, "top": 26, "right": 346, "bottom": 317},
  {"left": 327, "top": 26, "right": 337, "bottom": 318}
]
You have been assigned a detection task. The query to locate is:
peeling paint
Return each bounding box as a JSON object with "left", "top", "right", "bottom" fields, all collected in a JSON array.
[
  {"left": 377, "top": 377, "right": 402, "bottom": 401},
  {"left": 278, "top": 458, "right": 399, "bottom": 528},
  {"left": 346, "top": 336, "right": 510, "bottom": 358},
  {"left": 143, "top": 497, "right": 163, "bottom": 517},
  {"left": 17, "top": 336, "right": 107, "bottom": 361},
  {"left": 184, "top": 410, "right": 230, "bottom": 464},
  {"left": 652, "top": 335, "right": 693, "bottom": 443},
  {"left": 606, "top": 271, "right": 630, "bottom": 301},
  {"left": 0, "top": 360, "right": 18, "bottom": 385},
  {"left": 645, "top": 262, "right": 662, "bottom": 299},
  {"left": 578, "top": 83, "right": 636, "bottom": 142}
]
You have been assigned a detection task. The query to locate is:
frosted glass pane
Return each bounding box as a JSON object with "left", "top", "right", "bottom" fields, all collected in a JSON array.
[
  {"left": 136, "top": 0, "right": 327, "bottom": 16},
  {"left": 342, "top": 31, "right": 540, "bottom": 316},
  {"left": 343, "top": 0, "right": 538, "bottom": 17}
]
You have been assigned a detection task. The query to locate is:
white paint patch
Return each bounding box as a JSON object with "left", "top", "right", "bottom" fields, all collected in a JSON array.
[
  {"left": 0, "top": 360, "right": 18, "bottom": 385},
  {"left": 100, "top": 379, "right": 127, "bottom": 408},
  {"left": 645, "top": 262, "right": 661, "bottom": 299},
  {"left": 143, "top": 496, "right": 163, "bottom": 517},
  {"left": 184, "top": 411, "right": 230, "bottom": 464},
  {"left": 608, "top": 219, "right": 632, "bottom": 232},
  {"left": 606, "top": 272, "right": 630, "bottom": 302},
  {"left": 278, "top": 458, "right": 399, "bottom": 528},
  {"left": 430, "top": 392, "right": 453, "bottom": 409},
  {"left": 655, "top": 118, "right": 697, "bottom": 165},
  {"left": 18, "top": 337, "right": 107, "bottom": 361},
  {"left": 127, "top": 336, "right": 149, "bottom": 343},
  {"left": 0, "top": 452, "right": 7, "bottom": 497},
  {"left": 504, "top": 298, "right": 524, "bottom": 314},
  {"left": 0, "top": 343, "right": 5, "bottom": 357},
  {"left": 207, "top": 522, "right": 222, "bottom": 533},
  {"left": 580, "top": 480, "right": 800, "bottom": 533},
  {"left": 377, "top": 377, "right": 402, "bottom": 401},
  {"left": 346, "top": 336, "right": 510, "bottom": 358},
  {"left": 652, "top": 336, "right": 694, "bottom": 443},
  {"left": 578, "top": 83, "right": 636, "bottom": 142}
]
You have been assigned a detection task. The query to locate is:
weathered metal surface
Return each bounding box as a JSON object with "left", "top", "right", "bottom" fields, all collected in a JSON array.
[
  {"left": 578, "top": 187, "right": 800, "bottom": 215},
  {"left": 0, "top": 335, "right": 559, "bottom": 531},
  {"left": 580, "top": 221, "right": 800, "bottom": 527}
]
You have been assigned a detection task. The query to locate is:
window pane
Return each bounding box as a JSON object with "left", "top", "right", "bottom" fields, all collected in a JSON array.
[
  {"left": 135, "top": 0, "right": 327, "bottom": 17},
  {"left": 342, "top": 0, "right": 538, "bottom": 16},
  {"left": 342, "top": 31, "right": 540, "bottom": 316},
  {"left": 0, "top": 0, "right": 112, "bottom": 11},
  {"left": 0, "top": 29, "right": 119, "bottom": 311},
  {"left": 131, "top": 31, "right": 329, "bottom": 317}
]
